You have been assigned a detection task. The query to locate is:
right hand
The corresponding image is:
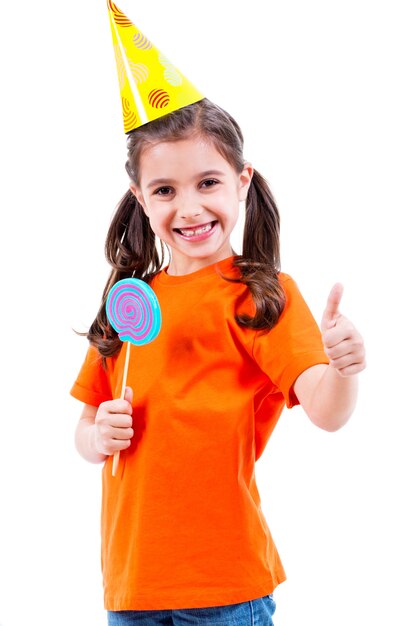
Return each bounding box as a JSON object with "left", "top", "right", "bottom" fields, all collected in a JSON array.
[{"left": 94, "top": 387, "right": 134, "bottom": 456}]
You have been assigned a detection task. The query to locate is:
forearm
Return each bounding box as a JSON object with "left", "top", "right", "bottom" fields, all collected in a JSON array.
[
  {"left": 75, "top": 418, "right": 107, "bottom": 464},
  {"left": 308, "top": 365, "right": 358, "bottom": 432}
]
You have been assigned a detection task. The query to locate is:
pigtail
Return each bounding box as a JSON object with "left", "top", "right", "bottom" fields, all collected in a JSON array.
[
  {"left": 229, "top": 169, "right": 286, "bottom": 331},
  {"left": 86, "top": 190, "right": 165, "bottom": 358},
  {"left": 242, "top": 169, "right": 280, "bottom": 267},
  {"left": 105, "top": 189, "right": 161, "bottom": 276}
]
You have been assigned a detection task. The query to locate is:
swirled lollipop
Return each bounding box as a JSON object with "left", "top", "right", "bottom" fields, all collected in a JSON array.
[
  {"left": 106, "top": 278, "right": 162, "bottom": 476},
  {"left": 106, "top": 278, "right": 162, "bottom": 346}
]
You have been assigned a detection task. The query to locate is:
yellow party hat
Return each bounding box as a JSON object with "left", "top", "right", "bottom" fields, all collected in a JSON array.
[{"left": 107, "top": 0, "right": 205, "bottom": 133}]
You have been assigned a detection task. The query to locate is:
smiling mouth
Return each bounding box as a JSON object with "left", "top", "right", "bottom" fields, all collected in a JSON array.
[{"left": 173, "top": 221, "right": 218, "bottom": 238}]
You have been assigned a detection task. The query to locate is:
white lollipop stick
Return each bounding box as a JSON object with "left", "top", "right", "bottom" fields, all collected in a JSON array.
[{"left": 112, "top": 342, "right": 131, "bottom": 477}]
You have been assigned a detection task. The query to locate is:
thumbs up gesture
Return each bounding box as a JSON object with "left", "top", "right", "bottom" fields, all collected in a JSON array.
[{"left": 321, "top": 284, "right": 366, "bottom": 377}]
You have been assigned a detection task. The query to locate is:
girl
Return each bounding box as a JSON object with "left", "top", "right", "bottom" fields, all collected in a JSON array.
[{"left": 71, "top": 98, "right": 366, "bottom": 625}]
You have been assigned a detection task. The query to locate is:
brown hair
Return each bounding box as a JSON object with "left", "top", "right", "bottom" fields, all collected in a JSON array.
[{"left": 87, "top": 98, "right": 286, "bottom": 357}]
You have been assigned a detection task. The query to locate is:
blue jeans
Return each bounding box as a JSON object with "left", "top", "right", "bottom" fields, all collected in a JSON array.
[{"left": 108, "top": 594, "right": 276, "bottom": 625}]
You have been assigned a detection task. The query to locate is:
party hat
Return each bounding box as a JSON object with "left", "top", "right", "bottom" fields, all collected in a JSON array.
[{"left": 107, "top": 0, "right": 205, "bottom": 133}]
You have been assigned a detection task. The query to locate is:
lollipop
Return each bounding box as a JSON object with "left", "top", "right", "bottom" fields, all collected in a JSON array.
[{"left": 106, "top": 277, "right": 162, "bottom": 476}]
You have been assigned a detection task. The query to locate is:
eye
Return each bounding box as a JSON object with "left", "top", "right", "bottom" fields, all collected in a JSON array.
[
  {"left": 200, "top": 179, "right": 219, "bottom": 189},
  {"left": 154, "top": 186, "right": 173, "bottom": 196}
]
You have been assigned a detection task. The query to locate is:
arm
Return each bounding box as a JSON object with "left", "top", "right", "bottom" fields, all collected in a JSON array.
[
  {"left": 74, "top": 387, "right": 134, "bottom": 464},
  {"left": 294, "top": 364, "right": 359, "bottom": 431},
  {"left": 75, "top": 404, "right": 107, "bottom": 464},
  {"left": 293, "top": 283, "right": 366, "bottom": 432}
]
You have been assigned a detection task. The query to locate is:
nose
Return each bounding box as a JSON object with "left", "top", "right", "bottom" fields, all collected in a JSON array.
[{"left": 177, "top": 191, "right": 203, "bottom": 220}]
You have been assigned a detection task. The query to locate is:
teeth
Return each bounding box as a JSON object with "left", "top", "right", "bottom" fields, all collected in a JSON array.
[{"left": 179, "top": 223, "right": 213, "bottom": 237}]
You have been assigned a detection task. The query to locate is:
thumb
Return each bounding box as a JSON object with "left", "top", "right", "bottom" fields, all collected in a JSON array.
[
  {"left": 124, "top": 386, "right": 134, "bottom": 405},
  {"left": 321, "top": 283, "right": 344, "bottom": 331}
]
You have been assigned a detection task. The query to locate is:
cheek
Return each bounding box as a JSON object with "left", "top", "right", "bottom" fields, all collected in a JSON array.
[
  {"left": 224, "top": 196, "right": 241, "bottom": 222},
  {"left": 146, "top": 208, "right": 172, "bottom": 235}
]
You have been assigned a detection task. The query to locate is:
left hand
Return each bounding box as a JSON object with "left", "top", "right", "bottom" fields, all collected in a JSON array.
[{"left": 321, "top": 283, "right": 366, "bottom": 377}]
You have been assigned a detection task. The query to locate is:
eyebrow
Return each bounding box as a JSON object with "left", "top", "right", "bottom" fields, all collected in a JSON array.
[{"left": 146, "top": 170, "right": 225, "bottom": 189}]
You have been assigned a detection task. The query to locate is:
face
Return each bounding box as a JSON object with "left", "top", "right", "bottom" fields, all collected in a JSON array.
[{"left": 130, "top": 135, "right": 253, "bottom": 275}]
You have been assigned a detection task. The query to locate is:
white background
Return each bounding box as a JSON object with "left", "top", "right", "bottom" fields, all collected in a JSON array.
[{"left": 1, "top": 0, "right": 417, "bottom": 624}]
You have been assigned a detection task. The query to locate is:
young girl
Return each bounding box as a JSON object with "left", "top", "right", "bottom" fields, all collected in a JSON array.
[{"left": 71, "top": 98, "right": 365, "bottom": 625}]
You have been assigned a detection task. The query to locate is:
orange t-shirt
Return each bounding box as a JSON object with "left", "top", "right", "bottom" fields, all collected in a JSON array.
[{"left": 70, "top": 257, "right": 329, "bottom": 610}]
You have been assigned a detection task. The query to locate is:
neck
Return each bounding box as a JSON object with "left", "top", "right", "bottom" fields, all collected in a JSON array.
[{"left": 166, "top": 248, "right": 234, "bottom": 276}]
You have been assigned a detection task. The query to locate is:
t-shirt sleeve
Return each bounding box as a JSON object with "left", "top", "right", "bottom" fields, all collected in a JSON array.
[
  {"left": 70, "top": 345, "right": 113, "bottom": 406},
  {"left": 252, "top": 274, "right": 329, "bottom": 408}
]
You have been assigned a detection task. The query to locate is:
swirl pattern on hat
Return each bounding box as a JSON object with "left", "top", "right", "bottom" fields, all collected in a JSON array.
[
  {"left": 159, "top": 54, "right": 182, "bottom": 87},
  {"left": 114, "top": 45, "right": 126, "bottom": 89},
  {"left": 114, "top": 46, "right": 149, "bottom": 89},
  {"left": 133, "top": 31, "right": 153, "bottom": 51},
  {"left": 122, "top": 97, "right": 138, "bottom": 132},
  {"left": 131, "top": 62, "right": 149, "bottom": 84},
  {"left": 108, "top": 0, "right": 133, "bottom": 27},
  {"left": 148, "top": 89, "right": 170, "bottom": 109}
]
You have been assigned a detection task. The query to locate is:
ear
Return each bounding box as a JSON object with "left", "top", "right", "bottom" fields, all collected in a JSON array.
[
  {"left": 129, "top": 183, "right": 149, "bottom": 216},
  {"left": 238, "top": 162, "right": 254, "bottom": 202}
]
